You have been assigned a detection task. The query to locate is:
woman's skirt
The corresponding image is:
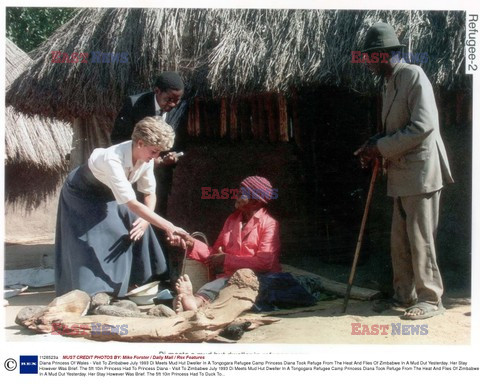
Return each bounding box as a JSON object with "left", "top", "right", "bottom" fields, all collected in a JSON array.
[{"left": 55, "top": 165, "right": 167, "bottom": 297}]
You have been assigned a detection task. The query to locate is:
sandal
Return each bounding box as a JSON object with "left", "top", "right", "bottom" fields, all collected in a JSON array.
[
  {"left": 372, "top": 298, "right": 413, "bottom": 313},
  {"left": 401, "top": 301, "right": 445, "bottom": 320}
]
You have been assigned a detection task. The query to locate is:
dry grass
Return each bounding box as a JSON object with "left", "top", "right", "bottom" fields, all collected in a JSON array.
[
  {"left": 5, "top": 38, "right": 72, "bottom": 209},
  {"left": 6, "top": 38, "right": 72, "bottom": 169},
  {"left": 6, "top": 9, "right": 467, "bottom": 120},
  {"left": 208, "top": 10, "right": 467, "bottom": 96}
]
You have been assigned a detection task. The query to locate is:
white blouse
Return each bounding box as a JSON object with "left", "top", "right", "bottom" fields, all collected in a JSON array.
[{"left": 88, "top": 141, "right": 156, "bottom": 204}]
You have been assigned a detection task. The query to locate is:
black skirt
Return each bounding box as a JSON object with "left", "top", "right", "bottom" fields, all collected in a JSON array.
[{"left": 54, "top": 165, "right": 167, "bottom": 297}]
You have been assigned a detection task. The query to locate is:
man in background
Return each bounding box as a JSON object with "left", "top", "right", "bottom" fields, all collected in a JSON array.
[{"left": 111, "top": 71, "right": 185, "bottom": 217}]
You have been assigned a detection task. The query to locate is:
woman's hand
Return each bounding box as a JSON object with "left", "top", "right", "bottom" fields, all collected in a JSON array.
[
  {"left": 166, "top": 226, "right": 188, "bottom": 249},
  {"left": 130, "top": 218, "right": 149, "bottom": 241},
  {"left": 173, "top": 226, "right": 188, "bottom": 235},
  {"left": 169, "top": 232, "right": 196, "bottom": 249}
]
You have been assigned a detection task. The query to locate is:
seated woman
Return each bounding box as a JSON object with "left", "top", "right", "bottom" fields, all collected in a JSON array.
[
  {"left": 173, "top": 176, "right": 280, "bottom": 312},
  {"left": 55, "top": 116, "right": 186, "bottom": 297}
]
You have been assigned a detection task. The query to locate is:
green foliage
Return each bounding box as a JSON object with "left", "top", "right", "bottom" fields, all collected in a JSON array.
[{"left": 6, "top": 7, "right": 79, "bottom": 53}]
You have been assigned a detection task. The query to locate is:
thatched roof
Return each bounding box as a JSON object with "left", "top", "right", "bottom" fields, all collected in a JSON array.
[
  {"left": 5, "top": 8, "right": 224, "bottom": 120},
  {"left": 207, "top": 9, "right": 468, "bottom": 95},
  {"left": 5, "top": 38, "right": 73, "bottom": 209},
  {"left": 5, "top": 38, "right": 72, "bottom": 170},
  {"left": 6, "top": 9, "right": 467, "bottom": 121}
]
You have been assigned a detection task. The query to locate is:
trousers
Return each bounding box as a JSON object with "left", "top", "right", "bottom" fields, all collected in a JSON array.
[
  {"left": 197, "top": 278, "right": 229, "bottom": 301},
  {"left": 391, "top": 190, "right": 443, "bottom": 305}
]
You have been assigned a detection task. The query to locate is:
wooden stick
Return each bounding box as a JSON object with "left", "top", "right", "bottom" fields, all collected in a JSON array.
[
  {"left": 230, "top": 99, "right": 238, "bottom": 140},
  {"left": 267, "top": 93, "right": 277, "bottom": 142},
  {"left": 220, "top": 97, "right": 227, "bottom": 138},
  {"left": 194, "top": 97, "right": 201, "bottom": 136},
  {"left": 278, "top": 94, "right": 288, "bottom": 142},
  {"left": 343, "top": 158, "right": 380, "bottom": 313},
  {"left": 251, "top": 96, "right": 259, "bottom": 139}
]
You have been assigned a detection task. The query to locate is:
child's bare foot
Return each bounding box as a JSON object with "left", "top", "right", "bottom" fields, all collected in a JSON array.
[
  {"left": 173, "top": 295, "right": 184, "bottom": 313},
  {"left": 175, "top": 274, "right": 193, "bottom": 295},
  {"left": 180, "top": 294, "right": 200, "bottom": 311},
  {"left": 174, "top": 293, "right": 207, "bottom": 313}
]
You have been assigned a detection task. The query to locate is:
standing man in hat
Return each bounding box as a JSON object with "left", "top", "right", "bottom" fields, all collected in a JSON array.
[
  {"left": 356, "top": 22, "right": 453, "bottom": 320},
  {"left": 111, "top": 71, "right": 185, "bottom": 217}
]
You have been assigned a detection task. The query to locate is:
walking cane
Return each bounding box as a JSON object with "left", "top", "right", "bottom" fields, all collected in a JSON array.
[{"left": 342, "top": 157, "right": 380, "bottom": 313}]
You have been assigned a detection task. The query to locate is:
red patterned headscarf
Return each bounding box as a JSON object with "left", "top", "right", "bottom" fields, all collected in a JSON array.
[{"left": 240, "top": 176, "right": 275, "bottom": 204}]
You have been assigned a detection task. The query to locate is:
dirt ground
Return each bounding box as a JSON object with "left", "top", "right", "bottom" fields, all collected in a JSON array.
[
  {"left": 4, "top": 287, "right": 471, "bottom": 345},
  {"left": 3, "top": 241, "right": 471, "bottom": 345},
  {"left": 239, "top": 297, "right": 471, "bottom": 344}
]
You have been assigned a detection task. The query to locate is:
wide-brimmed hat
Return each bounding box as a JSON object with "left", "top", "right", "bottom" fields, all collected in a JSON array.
[{"left": 362, "top": 22, "right": 406, "bottom": 53}]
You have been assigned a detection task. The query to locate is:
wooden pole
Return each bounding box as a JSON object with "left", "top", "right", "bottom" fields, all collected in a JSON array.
[
  {"left": 343, "top": 158, "right": 380, "bottom": 313},
  {"left": 290, "top": 88, "right": 302, "bottom": 149},
  {"left": 194, "top": 97, "right": 201, "bottom": 136},
  {"left": 220, "top": 97, "right": 227, "bottom": 138},
  {"left": 278, "top": 94, "right": 289, "bottom": 142},
  {"left": 240, "top": 98, "right": 251, "bottom": 140},
  {"left": 230, "top": 98, "right": 238, "bottom": 140},
  {"left": 258, "top": 95, "right": 266, "bottom": 141},
  {"left": 251, "top": 95, "right": 259, "bottom": 139},
  {"left": 267, "top": 93, "right": 277, "bottom": 142},
  {"left": 204, "top": 101, "right": 212, "bottom": 138},
  {"left": 187, "top": 101, "right": 195, "bottom": 137}
]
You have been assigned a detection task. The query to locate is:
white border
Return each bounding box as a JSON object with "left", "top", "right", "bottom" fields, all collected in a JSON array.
[{"left": 1, "top": 1, "right": 478, "bottom": 383}]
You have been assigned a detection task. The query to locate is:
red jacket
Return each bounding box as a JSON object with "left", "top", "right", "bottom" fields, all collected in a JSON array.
[{"left": 188, "top": 208, "right": 281, "bottom": 277}]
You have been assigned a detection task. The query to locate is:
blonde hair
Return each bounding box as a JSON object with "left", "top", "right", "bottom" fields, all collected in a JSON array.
[{"left": 131, "top": 116, "right": 175, "bottom": 150}]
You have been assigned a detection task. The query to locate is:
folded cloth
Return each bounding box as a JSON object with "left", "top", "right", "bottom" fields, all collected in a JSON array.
[
  {"left": 253, "top": 272, "right": 317, "bottom": 312},
  {"left": 294, "top": 274, "right": 337, "bottom": 302}
]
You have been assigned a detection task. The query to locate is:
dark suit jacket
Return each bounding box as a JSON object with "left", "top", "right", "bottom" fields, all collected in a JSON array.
[{"left": 111, "top": 92, "right": 156, "bottom": 144}]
